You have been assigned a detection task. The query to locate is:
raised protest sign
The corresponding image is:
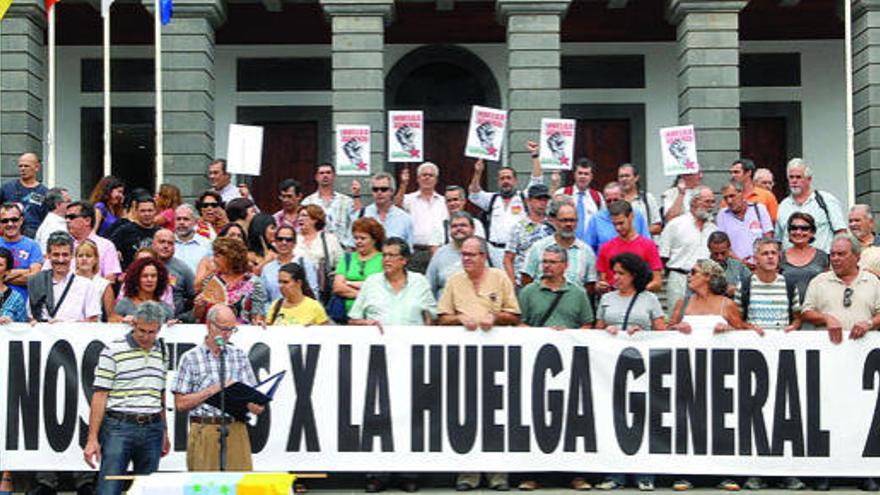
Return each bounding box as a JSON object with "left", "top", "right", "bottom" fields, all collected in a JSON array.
[
  {"left": 226, "top": 124, "right": 264, "bottom": 176},
  {"left": 465, "top": 106, "right": 507, "bottom": 161},
  {"left": 539, "top": 118, "right": 576, "bottom": 170},
  {"left": 659, "top": 125, "right": 699, "bottom": 176},
  {"left": 2, "top": 324, "right": 879, "bottom": 476},
  {"left": 335, "top": 125, "right": 371, "bottom": 176},
  {"left": 388, "top": 111, "right": 424, "bottom": 163}
]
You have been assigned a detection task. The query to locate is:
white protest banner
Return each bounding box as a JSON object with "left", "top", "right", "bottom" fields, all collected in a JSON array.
[
  {"left": 2, "top": 324, "right": 880, "bottom": 476},
  {"left": 335, "top": 125, "right": 371, "bottom": 176},
  {"left": 465, "top": 106, "right": 507, "bottom": 161},
  {"left": 539, "top": 118, "right": 576, "bottom": 170},
  {"left": 659, "top": 125, "right": 699, "bottom": 176},
  {"left": 226, "top": 124, "right": 264, "bottom": 176},
  {"left": 388, "top": 111, "right": 424, "bottom": 163}
]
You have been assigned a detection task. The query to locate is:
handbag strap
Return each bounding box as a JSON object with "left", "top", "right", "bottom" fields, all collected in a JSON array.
[
  {"left": 621, "top": 291, "right": 641, "bottom": 332},
  {"left": 47, "top": 275, "right": 75, "bottom": 319},
  {"left": 537, "top": 289, "right": 566, "bottom": 327}
]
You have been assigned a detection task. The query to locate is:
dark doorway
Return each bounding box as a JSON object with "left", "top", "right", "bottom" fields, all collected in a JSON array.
[
  {"left": 250, "top": 122, "right": 319, "bottom": 214},
  {"left": 573, "top": 119, "right": 631, "bottom": 190},
  {"left": 741, "top": 117, "right": 787, "bottom": 199},
  {"left": 81, "top": 107, "right": 155, "bottom": 198},
  {"left": 386, "top": 45, "right": 499, "bottom": 193}
]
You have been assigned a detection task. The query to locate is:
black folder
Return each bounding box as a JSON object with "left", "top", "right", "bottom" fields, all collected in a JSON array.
[{"left": 204, "top": 371, "right": 286, "bottom": 422}]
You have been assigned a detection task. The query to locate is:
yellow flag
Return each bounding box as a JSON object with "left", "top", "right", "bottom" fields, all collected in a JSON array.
[{"left": 0, "top": 0, "right": 12, "bottom": 21}]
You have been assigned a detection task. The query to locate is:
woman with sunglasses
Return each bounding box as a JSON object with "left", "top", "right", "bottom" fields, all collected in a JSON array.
[
  {"left": 332, "top": 217, "right": 385, "bottom": 314},
  {"left": 260, "top": 225, "right": 319, "bottom": 303},
  {"left": 266, "top": 262, "right": 328, "bottom": 326},
  {"left": 780, "top": 212, "right": 829, "bottom": 305},
  {"left": 195, "top": 190, "right": 226, "bottom": 239},
  {"left": 668, "top": 259, "right": 752, "bottom": 335}
]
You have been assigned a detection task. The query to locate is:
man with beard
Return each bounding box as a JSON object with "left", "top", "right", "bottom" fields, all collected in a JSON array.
[
  {"left": 715, "top": 180, "right": 773, "bottom": 262},
  {"left": 504, "top": 184, "right": 554, "bottom": 287},
  {"left": 776, "top": 158, "right": 846, "bottom": 252},
  {"left": 426, "top": 211, "right": 479, "bottom": 298},
  {"left": 302, "top": 162, "right": 362, "bottom": 248},
  {"left": 661, "top": 170, "right": 703, "bottom": 222},
  {"left": 173, "top": 204, "right": 212, "bottom": 275},
  {"left": 272, "top": 179, "right": 303, "bottom": 230},
  {"left": 110, "top": 194, "right": 160, "bottom": 269},
  {"left": 850, "top": 205, "right": 880, "bottom": 277},
  {"left": 520, "top": 201, "right": 597, "bottom": 291},
  {"left": 659, "top": 186, "right": 719, "bottom": 316},
  {"left": 469, "top": 141, "right": 543, "bottom": 268}
]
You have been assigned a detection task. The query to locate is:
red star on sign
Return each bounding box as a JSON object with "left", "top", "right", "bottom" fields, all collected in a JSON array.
[
  {"left": 410, "top": 149, "right": 421, "bottom": 158},
  {"left": 486, "top": 146, "right": 497, "bottom": 156},
  {"left": 560, "top": 155, "right": 569, "bottom": 166},
  {"left": 357, "top": 162, "right": 368, "bottom": 171}
]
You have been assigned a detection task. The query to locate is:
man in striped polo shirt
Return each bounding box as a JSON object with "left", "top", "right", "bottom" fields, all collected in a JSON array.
[{"left": 84, "top": 301, "right": 169, "bottom": 495}]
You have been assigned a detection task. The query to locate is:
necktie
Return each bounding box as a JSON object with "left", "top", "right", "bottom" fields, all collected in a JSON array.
[{"left": 576, "top": 191, "right": 586, "bottom": 240}]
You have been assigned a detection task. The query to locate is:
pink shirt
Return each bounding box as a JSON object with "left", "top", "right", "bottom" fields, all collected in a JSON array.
[
  {"left": 42, "top": 233, "right": 122, "bottom": 279},
  {"left": 597, "top": 235, "right": 663, "bottom": 286}
]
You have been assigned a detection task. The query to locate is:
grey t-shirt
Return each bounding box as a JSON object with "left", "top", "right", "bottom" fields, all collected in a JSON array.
[{"left": 596, "top": 291, "right": 664, "bottom": 331}]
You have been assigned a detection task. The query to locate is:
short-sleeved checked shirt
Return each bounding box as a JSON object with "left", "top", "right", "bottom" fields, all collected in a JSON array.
[
  {"left": 172, "top": 342, "right": 257, "bottom": 418},
  {"left": 93, "top": 332, "right": 167, "bottom": 414}
]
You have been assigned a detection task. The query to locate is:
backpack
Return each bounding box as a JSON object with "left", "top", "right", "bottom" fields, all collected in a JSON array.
[
  {"left": 739, "top": 274, "right": 798, "bottom": 324},
  {"left": 483, "top": 191, "right": 529, "bottom": 240},
  {"left": 813, "top": 191, "right": 833, "bottom": 230}
]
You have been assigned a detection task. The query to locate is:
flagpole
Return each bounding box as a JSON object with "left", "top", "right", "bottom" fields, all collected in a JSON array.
[
  {"left": 845, "top": 0, "right": 855, "bottom": 207},
  {"left": 153, "top": 0, "right": 163, "bottom": 190},
  {"left": 47, "top": 3, "right": 55, "bottom": 187},
  {"left": 102, "top": 6, "right": 111, "bottom": 177}
]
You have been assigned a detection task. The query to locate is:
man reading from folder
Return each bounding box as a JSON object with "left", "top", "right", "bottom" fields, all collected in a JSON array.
[{"left": 173, "top": 304, "right": 265, "bottom": 471}]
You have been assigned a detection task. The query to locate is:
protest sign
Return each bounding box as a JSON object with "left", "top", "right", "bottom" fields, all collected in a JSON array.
[
  {"left": 335, "top": 125, "right": 371, "bottom": 176},
  {"left": 465, "top": 106, "right": 507, "bottom": 161},
  {"left": 539, "top": 118, "right": 576, "bottom": 170},
  {"left": 660, "top": 125, "right": 699, "bottom": 176},
  {"left": 226, "top": 124, "right": 264, "bottom": 176},
  {"left": 388, "top": 111, "right": 424, "bottom": 163}
]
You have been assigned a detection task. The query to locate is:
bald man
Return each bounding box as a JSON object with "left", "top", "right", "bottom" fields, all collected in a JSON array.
[{"left": 0, "top": 152, "right": 49, "bottom": 238}]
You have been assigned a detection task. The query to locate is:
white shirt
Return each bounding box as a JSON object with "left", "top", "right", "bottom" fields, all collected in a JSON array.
[
  {"left": 29, "top": 272, "right": 102, "bottom": 321},
  {"left": 215, "top": 182, "right": 239, "bottom": 204},
  {"left": 469, "top": 176, "right": 542, "bottom": 246},
  {"left": 403, "top": 191, "right": 447, "bottom": 246},
  {"left": 35, "top": 212, "right": 67, "bottom": 252},
  {"left": 658, "top": 212, "right": 718, "bottom": 271}
]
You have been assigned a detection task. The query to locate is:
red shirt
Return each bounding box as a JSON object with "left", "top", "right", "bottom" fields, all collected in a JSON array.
[{"left": 597, "top": 235, "right": 664, "bottom": 285}]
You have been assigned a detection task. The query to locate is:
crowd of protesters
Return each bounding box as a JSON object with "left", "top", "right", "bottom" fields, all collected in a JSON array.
[{"left": 1, "top": 146, "right": 879, "bottom": 494}]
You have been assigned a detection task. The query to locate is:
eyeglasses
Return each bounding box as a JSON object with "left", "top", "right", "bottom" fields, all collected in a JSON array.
[
  {"left": 789, "top": 224, "right": 812, "bottom": 232},
  {"left": 215, "top": 323, "right": 238, "bottom": 334},
  {"left": 276, "top": 236, "right": 295, "bottom": 243},
  {"left": 844, "top": 287, "right": 854, "bottom": 308},
  {"left": 372, "top": 187, "right": 391, "bottom": 193},
  {"left": 0, "top": 217, "right": 21, "bottom": 224}
]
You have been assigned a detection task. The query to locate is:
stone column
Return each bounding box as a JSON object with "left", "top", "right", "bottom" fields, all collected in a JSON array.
[
  {"left": 0, "top": 0, "right": 45, "bottom": 181},
  {"left": 854, "top": 0, "right": 880, "bottom": 208},
  {"left": 145, "top": 0, "right": 225, "bottom": 197},
  {"left": 320, "top": 0, "right": 394, "bottom": 173},
  {"left": 667, "top": 0, "right": 747, "bottom": 188},
  {"left": 497, "top": 0, "right": 570, "bottom": 177}
]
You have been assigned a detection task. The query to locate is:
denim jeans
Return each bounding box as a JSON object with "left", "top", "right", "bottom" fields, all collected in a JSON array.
[{"left": 96, "top": 415, "right": 164, "bottom": 495}]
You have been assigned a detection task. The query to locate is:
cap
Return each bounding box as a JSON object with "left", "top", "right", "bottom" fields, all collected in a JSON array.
[{"left": 527, "top": 183, "right": 551, "bottom": 199}]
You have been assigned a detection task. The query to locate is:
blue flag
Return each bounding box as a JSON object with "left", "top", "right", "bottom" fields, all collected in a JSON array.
[{"left": 160, "top": 0, "right": 172, "bottom": 25}]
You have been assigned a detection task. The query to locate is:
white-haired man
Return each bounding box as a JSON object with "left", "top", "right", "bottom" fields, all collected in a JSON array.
[
  {"left": 754, "top": 168, "right": 775, "bottom": 193},
  {"left": 395, "top": 162, "right": 447, "bottom": 272},
  {"left": 775, "top": 158, "right": 846, "bottom": 252}
]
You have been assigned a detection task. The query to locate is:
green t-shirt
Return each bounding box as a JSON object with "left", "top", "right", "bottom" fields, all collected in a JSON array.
[
  {"left": 518, "top": 280, "right": 594, "bottom": 328},
  {"left": 336, "top": 252, "right": 384, "bottom": 310}
]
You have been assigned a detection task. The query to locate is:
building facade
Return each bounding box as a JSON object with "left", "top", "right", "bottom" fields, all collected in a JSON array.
[{"left": 0, "top": 0, "right": 857, "bottom": 214}]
